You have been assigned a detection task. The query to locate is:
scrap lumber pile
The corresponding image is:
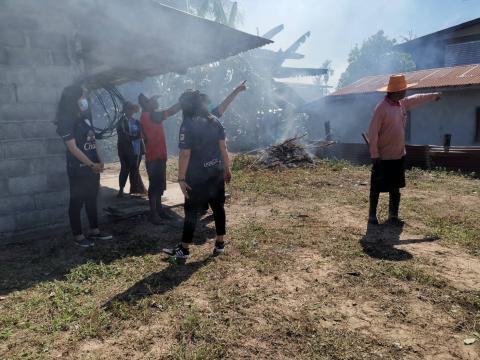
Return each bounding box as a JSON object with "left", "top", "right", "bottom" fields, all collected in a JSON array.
[{"left": 253, "top": 136, "right": 315, "bottom": 169}]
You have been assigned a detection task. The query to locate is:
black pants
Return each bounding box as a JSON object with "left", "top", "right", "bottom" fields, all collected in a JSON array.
[
  {"left": 119, "top": 152, "right": 144, "bottom": 193},
  {"left": 369, "top": 188, "right": 401, "bottom": 218},
  {"left": 182, "top": 177, "right": 226, "bottom": 244},
  {"left": 68, "top": 173, "right": 100, "bottom": 236}
]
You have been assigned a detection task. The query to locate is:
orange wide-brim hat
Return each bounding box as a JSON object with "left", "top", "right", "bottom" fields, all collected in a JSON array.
[{"left": 377, "top": 74, "right": 417, "bottom": 92}]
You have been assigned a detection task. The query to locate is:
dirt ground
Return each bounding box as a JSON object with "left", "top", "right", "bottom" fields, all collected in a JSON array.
[{"left": 0, "top": 159, "right": 479, "bottom": 359}]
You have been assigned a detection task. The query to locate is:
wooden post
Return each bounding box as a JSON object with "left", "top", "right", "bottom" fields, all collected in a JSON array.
[{"left": 361, "top": 133, "right": 369, "bottom": 146}]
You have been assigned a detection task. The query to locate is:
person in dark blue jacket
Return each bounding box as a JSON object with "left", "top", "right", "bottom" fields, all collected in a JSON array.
[
  {"left": 116, "top": 102, "right": 146, "bottom": 197},
  {"left": 163, "top": 90, "right": 232, "bottom": 261},
  {"left": 56, "top": 84, "right": 112, "bottom": 248}
]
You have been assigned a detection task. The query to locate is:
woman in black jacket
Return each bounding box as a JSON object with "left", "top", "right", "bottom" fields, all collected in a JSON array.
[
  {"left": 116, "top": 102, "right": 146, "bottom": 197},
  {"left": 56, "top": 84, "right": 112, "bottom": 248},
  {"left": 163, "top": 90, "right": 231, "bottom": 261}
]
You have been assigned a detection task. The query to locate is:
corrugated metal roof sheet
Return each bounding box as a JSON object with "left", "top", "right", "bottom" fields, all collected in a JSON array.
[
  {"left": 396, "top": 17, "right": 480, "bottom": 49},
  {"left": 331, "top": 63, "right": 480, "bottom": 96}
]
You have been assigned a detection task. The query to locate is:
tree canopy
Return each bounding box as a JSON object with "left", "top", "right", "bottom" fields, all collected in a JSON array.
[{"left": 338, "top": 31, "right": 415, "bottom": 88}]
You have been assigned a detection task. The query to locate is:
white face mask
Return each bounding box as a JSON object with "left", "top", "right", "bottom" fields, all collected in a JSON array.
[{"left": 78, "top": 98, "right": 89, "bottom": 112}]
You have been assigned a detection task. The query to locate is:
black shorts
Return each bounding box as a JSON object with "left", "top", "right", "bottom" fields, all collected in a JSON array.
[
  {"left": 146, "top": 159, "right": 167, "bottom": 195},
  {"left": 371, "top": 157, "right": 406, "bottom": 193}
]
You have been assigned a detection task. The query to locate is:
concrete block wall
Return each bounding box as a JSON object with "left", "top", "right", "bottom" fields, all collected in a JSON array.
[{"left": 0, "top": 1, "right": 82, "bottom": 240}]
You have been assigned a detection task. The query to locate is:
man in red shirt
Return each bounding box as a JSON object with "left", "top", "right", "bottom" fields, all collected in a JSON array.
[{"left": 139, "top": 94, "right": 181, "bottom": 224}]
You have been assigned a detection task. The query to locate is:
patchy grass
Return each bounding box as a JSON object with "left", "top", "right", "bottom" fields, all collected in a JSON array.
[
  {"left": 0, "top": 160, "right": 479, "bottom": 359},
  {"left": 377, "top": 262, "right": 447, "bottom": 288}
]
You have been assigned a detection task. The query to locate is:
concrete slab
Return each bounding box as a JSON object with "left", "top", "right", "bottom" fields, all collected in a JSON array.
[{"left": 99, "top": 163, "right": 184, "bottom": 220}]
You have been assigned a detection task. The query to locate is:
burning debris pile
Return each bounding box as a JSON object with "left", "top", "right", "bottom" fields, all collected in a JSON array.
[{"left": 254, "top": 136, "right": 315, "bottom": 169}]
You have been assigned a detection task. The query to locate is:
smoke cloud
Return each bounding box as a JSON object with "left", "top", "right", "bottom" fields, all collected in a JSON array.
[{"left": 237, "top": 0, "right": 476, "bottom": 87}]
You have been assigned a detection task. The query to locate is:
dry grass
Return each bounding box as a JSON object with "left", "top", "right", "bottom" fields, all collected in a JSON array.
[{"left": 0, "top": 159, "right": 479, "bottom": 359}]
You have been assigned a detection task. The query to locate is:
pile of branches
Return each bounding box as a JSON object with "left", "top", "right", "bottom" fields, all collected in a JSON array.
[{"left": 253, "top": 136, "right": 314, "bottom": 169}]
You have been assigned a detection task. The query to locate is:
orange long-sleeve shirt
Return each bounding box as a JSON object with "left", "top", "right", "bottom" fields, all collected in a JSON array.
[{"left": 368, "top": 94, "right": 439, "bottom": 160}]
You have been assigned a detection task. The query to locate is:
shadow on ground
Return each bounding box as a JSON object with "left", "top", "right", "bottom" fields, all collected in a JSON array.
[
  {"left": 360, "top": 222, "right": 438, "bottom": 261},
  {"left": 0, "top": 187, "right": 216, "bottom": 296},
  {"left": 104, "top": 256, "right": 213, "bottom": 308}
]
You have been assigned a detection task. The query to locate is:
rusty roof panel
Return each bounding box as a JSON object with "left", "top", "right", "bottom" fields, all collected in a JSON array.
[{"left": 332, "top": 63, "right": 480, "bottom": 96}]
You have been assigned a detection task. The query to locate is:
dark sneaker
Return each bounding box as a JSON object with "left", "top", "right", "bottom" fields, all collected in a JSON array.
[
  {"left": 213, "top": 241, "right": 225, "bottom": 256},
  {"left": 368, "top": 216, "right": 379, "bottom": 225},
  {"left": 89, "top": 232, "right": 113, "bottom": 241},
  {"left": 163, "top": 244, "right": 190, "bottom": 261},
  {"left": 74, "top": 238, "right": 95, "bottom": 248}
]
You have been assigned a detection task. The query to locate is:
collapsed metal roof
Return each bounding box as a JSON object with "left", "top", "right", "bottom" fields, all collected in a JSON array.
[
  {"left": 331, "top": 63, "right": 480, "bottom": 96},
  {"left": 70, "top": 0, "right": 272, "bottom": 88}
]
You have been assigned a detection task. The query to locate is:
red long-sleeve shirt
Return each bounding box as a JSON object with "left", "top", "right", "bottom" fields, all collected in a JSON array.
[{"left": 368, "top": 94, "right": 439, "bottom": 160}]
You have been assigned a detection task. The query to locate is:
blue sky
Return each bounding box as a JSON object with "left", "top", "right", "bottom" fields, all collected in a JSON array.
[{"left": 236, "top": 0, "right": 480, "bottom": 85}]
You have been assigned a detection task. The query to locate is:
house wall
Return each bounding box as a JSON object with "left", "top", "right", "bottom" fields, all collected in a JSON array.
[
  {"left": 0, "top": 1, "right": 83, "bottom": 240},
  {"left": 306, "top": 89, "right": 480, "bottom": 146},
  {"left": 305, "top": 93, "right": 382, "bottom": 143},
  {"left": 400, "top": 22, "right": 480, "bottom": 70},
  {"left": 411, "top": 88, "right": 480, "bottom": 146}
]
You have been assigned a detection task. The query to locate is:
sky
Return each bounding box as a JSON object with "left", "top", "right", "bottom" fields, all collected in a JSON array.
[{"left": 236, "top": 0, "right": 480, "bottom": 85}]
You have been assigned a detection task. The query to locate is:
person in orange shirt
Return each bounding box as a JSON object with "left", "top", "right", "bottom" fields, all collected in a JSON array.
[
  {"left": 367, "top": 75, "right": 441, "bottom": 226},
  {"left": 139, "top": 94, "right": 182, "bottom": 224}
]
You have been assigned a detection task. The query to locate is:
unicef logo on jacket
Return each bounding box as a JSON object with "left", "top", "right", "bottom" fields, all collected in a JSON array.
[{"left": 204, "top": 158, "right": 220, "bottom": 168}]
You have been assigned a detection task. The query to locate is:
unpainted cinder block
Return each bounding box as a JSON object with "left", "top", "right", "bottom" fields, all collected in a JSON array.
[
  {"left": 14, "top": 207, "right": 67, "bottom": 231},
  {"left": 0, "top": 195, "right": 35, "bottom": 216},
  {"left": 34, "top": 190, "right": 68, "bottom": 210},
  {"left": 8, "top": 174, "right": 47, "bottom": 195},
  {"left": 0, "top": 158, "right": 30, "bottom": 178},
  {"left": 0, "top": 215, "right": 15, "bottom": 233},
  {"left": 16, "top": 85, "right": 59, "bottom": 104},
  {"left": 0, "top": 84, "right": 16, "bottom": 103},
  {"left": 4, "top": 139, "right": 46, "bottom": 159}
]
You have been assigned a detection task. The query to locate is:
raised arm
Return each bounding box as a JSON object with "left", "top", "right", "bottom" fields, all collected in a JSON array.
[
  {"left": 367, "top": 105, "right": 384, "bottom": 160},
  {"left": 214, "top": 81, "right": 247, "bottom": 117},
  {"left": 403, "top": 93, "right": 441, "bottom": 110},
  {"left": 151, "top": 102, "right": 182, "bottom": 123}
]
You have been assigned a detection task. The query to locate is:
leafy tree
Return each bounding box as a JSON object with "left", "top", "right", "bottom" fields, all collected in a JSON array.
[
  {"left": 338, "top": 31, "right": 415, "bottom": 88},
  {"left": 192, "top": 0, "right": 239, "bottom": 27}
]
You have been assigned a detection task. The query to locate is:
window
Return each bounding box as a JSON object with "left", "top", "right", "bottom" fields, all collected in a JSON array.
[
  {"left": 476, "top": 108, "right": 480, "bottom": 143},
  {"left": 405, "top": 111, "right": 412, "bottom": 143}
]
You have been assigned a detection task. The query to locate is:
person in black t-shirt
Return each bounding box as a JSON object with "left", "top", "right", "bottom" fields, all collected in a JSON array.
[
  {"left": 56, "top": 85, "right": 112, "bottom": 248},
  {"left": 163, "top": 90, "right": 232, "bottom": 261},
  {"left": 196, "top": 81, "right": 246, "bottom": 215}
]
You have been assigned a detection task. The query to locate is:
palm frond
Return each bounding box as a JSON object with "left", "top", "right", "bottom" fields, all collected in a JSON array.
[
  {"left": 213, "top": 0, "right": 227, "bottom": 24},
  {"left": 197, "top": 0, "right": 210, "bottom": 18},
  {"left": 228, "top": 2, "right": 238, "bottom": 27}
]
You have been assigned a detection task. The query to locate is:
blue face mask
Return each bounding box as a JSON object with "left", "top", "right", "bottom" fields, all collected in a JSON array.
[
  {"left": 78, "top": 98, "right": 89, "bottom": 112},
  {"left": 207, "top": 103, "right": 215, "bottom": 113}
]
